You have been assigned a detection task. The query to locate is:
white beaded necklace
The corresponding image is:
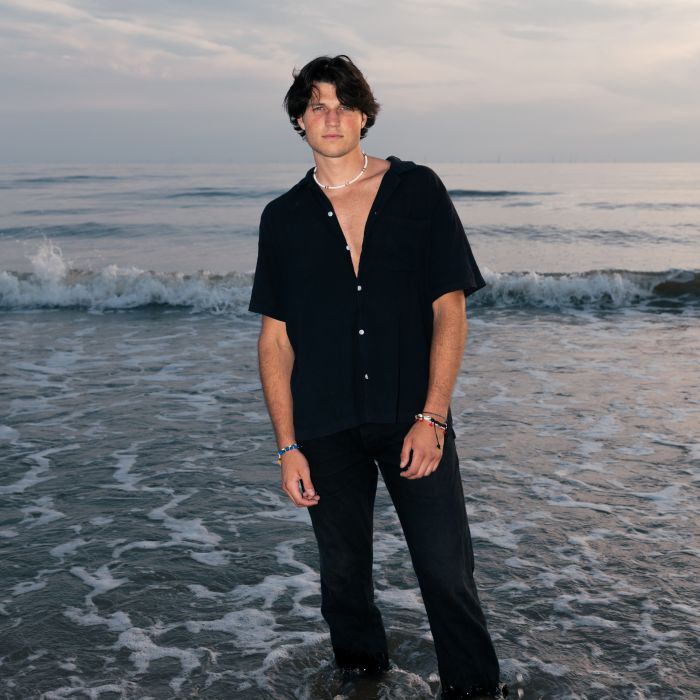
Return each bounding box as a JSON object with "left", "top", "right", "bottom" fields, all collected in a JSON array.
[{"left": 313, "top": 153, "right": 368, "bottom": 190}]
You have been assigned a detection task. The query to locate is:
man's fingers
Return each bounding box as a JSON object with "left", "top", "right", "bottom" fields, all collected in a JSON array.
[
  {"left": 402, "top": 422, "right": 446, "bottom": 476},
  {"left": 399, "top": 439, "right": 412, "bottom": 469},
  {"left": 401, "top": 451, "right": 427, "bottom": 478},
  {"left": 405, "top": 461, "right": 429, "bottom": 479},
  {"left": 296, "top": 466, "right": 320, "bottom": 504},
  {"left": 280, "top": 454, "right": 320, "bottom": 507},
  {"left": 299, "top": 475, "right": 318, "bottom": 500},
  {"left": 299, "top": 482, "right": 320, "bottom": 504},
  {"left": 282, "top": 480, "right": 302, "bottom": 506},
  {"left": 283, "top": 478, "right": 320, "bottom": 507},
  {"left": 402, "top": 452, "right": 442, "bottom": 479}
]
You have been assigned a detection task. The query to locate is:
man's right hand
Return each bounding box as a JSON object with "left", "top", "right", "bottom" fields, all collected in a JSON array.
[{"left": 280, "top": 450, "right": 320, "bottom": 507}]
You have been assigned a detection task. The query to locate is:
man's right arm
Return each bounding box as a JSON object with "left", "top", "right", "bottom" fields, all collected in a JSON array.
[
  {"left": 258, "top": 315, "right": 296, "bottom": 448},
  {"left": 257, "top": 315, "right": 320, "bottom": 507}
]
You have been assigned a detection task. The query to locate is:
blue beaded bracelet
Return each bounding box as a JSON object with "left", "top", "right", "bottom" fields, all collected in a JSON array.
[{"left": 276, "top": 442, "right": 300, "bottom": 465}]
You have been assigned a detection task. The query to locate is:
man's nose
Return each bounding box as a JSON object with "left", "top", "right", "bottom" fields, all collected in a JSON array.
[{"left": 325, "top": 108, "right": 341, "bottom": 125}]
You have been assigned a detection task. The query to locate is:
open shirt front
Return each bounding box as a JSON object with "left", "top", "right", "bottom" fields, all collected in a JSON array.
[{"left": 248, "top": 155, "right": 486, "bottom": 441}]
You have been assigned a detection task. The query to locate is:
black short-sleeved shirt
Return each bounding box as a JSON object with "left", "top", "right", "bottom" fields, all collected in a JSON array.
[{"left": 248, "top": 155, "right": 486, "bottom": 441}]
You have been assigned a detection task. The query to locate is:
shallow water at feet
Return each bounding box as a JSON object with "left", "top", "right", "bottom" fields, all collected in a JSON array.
[{"left": 1, "top": 307, "right": 698, "bottom": 698}]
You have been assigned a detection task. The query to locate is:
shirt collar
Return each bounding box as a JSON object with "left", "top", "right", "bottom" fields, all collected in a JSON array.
[{"left": 298, "top": 155, "right": 417, "bottom": 191}]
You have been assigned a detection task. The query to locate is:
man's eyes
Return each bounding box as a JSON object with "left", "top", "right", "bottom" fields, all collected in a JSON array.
[{"left": 310, "top": 105, "right": 355, "bottom": 112}]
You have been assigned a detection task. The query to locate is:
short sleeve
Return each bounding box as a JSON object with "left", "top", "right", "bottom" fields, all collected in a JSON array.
[
  {"left": 248, "top": 208, "right": 286, "bottom": 321},
  {"left": 425, "top": 173, "right": 486, "bottom": 303}
]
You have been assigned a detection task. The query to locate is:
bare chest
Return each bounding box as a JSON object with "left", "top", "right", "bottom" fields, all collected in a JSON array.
[{"left": 328, "top": 187, "right": 380, "bottom": 276}]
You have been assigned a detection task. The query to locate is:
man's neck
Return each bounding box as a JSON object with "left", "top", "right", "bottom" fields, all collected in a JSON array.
[{"left": 312, "top": 148, "right": 366, "bottom": 188}]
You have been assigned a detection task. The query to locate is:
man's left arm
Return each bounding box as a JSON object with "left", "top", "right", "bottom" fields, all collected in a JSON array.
[
  {"left": 424, "top": 289, "right": 467, "bottom": 419},
  {"left": 399, "top": 289, "right": 467, "bottom": 479}
]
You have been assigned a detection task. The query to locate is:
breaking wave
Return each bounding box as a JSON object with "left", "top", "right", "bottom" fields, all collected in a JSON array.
[
  {"left": 1, "top": 242, "right": 698, "bottom": 313},
  {"left": 448, "top": 189, "right": 552, "bottom": 198}
]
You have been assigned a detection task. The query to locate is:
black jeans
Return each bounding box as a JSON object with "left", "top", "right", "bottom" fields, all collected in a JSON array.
[{"left": 298, "top": 421, "right": 501, "bottom": 690}]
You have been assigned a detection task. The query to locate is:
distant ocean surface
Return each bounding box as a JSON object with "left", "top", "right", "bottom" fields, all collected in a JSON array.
[{"left": 1, "top": 162, "right": 699, "bottom": 699}]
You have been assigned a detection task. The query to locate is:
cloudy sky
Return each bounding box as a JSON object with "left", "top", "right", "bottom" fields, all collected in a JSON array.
[{"left": 1, "top": 0, "right": 699, "bottom": 163}]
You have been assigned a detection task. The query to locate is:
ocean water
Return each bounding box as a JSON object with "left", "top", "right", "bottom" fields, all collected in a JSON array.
[{"left": 1, "top": 162, "right": 699, "bottom": 699}]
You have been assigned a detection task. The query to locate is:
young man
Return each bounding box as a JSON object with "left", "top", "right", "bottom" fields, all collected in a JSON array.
[{"left": 248, "top": 55, "right": 508, "bottom": 700}]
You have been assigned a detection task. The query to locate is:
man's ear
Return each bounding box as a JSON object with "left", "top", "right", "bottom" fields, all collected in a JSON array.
[
  {"left": 361, "top": 114, "right": 367, "bottom": 127},
  {"left": 297, "top": 116, "right": 305, "bottom": 132}
]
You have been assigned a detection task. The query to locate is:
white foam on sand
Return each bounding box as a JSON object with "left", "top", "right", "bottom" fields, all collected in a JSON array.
[
  {"left": 561, "top": 614, "right": 619, "bottom": 630},
  {"left": 11, "top": 579, "right": 48, "bottom": 596},
  {"left": 503, "top": 556, "right": 538, "bottom": 570},
  {"left": 70, "top": 564, "right": 129, "bottom": 605},
  {"left": 0, "top": 446, "right": 67, "bottom": 495},
  {"left": 111, "top": 450, "right": 144, "bottom": 491},
  {"left": 375, "top": 586, "right": 425, "bottom": 611},
  {"left": 669, "top": 602, "right": 699, "bottom": 618},
  {"left": 146, "top": 491, "right": 233, "bottom": 565},
  {"left": 187, "top": 584, "right": 224, "bottom": 600},
  {"left": 371, "top": 532, "right": 411, "bottom": 586},
  {"left": 176, "top": 542, "right": 328, "bottom": 692},
  {"left": 552, "top": 594, "right": 619, "bottom": 630},
  {"left": 63, "top": 607, "right": 201, "bottom": 693},
  {"left": 20, "top": 495, "right": 65, "bottom": 527},
  {"left": 190, "top": 550, "right": 230, "bottom": 566},
  {"left": 529, "top": 655, "right": 570, "bottom": 677},
  {"left": 493, "top": 580, "right": 532, "bottom": 593},
  {"left": 149, "top": 492, "right": 222, "bottom": 546},
  {"left": 186, "top": 608, "right": 279, "bottom": 650},
  {"left": 634, "top": 611, "right": 684, "bottom": 648},
  {"left": 115, "top": 626, "right": 200, "bottom": 687},
  {"left": 105, "top": 466, "right": 234, "bottom": 565},
  {"left": 253, "top": 633, "right": 331, "bottom": 691},
  {"left": 469, "top": 516, "right": 527, "bottom": 551},
  {"left": 42, "top": 681, "right": 130, "bottom": 699},
  {"left": 630, "top": 483, "right": 685, "bottom": 513},
  {"left": 50, "top": 538, "right": 89, "bottom": 559},
  {"left": 224, "top": 539, "right": 321, "bottom": 621}
]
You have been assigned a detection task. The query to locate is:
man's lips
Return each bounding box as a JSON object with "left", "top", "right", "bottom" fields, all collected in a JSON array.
[{"left": 323, "top": 134, "right": 343, "bottom": 138}]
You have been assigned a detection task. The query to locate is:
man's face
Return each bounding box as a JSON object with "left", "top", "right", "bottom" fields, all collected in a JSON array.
[{"left": 297, "top": 81, "right": 367, "bottom": 158}]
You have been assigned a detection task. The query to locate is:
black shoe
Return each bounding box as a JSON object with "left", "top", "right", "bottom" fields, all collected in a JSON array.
[
  {"left": 334, "top": 648, "right": 390, "bottom": 676},
  {"left": 441, "top": 681, "right": 509, "bottom": 699}
]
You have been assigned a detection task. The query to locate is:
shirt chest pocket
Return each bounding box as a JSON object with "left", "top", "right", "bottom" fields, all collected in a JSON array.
[{"left": 372, "top": 216, "right": 428, "bottom": 271}]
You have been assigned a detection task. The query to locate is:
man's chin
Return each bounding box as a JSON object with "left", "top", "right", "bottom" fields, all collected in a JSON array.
[{"left": 310, "top": 141, "right": 359, "bottom": 160}]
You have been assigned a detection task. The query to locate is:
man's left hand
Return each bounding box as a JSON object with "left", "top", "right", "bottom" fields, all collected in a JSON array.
[{"left": 399, "top": 421, "right": 445, "bottom": 479}]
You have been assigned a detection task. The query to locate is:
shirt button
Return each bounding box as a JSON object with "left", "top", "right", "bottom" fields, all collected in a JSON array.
[
  {"left": 345, "top": 245, "right": 350, "bottom": 250},
  {"left": 327, "top": 211, "right": 333, "bottom": 217},
  {"left": 364, "top": 373, "right": 369, "bottom": 379},
  {"left": 357, "top": 285, "right": 362, "bottom": 291},
  {"left": 358, "top": 329, "right": 365, "bottom": 335}
]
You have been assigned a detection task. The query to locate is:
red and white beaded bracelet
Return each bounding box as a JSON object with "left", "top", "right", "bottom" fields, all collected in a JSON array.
[{"left": 414, "top": 413, "right": 448, "bottom": 450}]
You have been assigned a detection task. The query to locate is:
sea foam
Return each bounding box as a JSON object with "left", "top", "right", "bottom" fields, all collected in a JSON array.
[{"left": 0, "top": 241, "right": 698, "bottom": 312}]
